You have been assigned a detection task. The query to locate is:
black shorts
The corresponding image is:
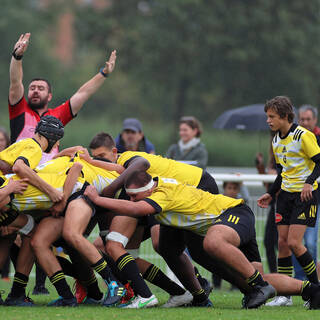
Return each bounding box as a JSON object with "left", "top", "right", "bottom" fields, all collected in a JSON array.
[
  {"left": 197, "top": 171, "right": 219, "bottom": 195},
  {"left": 212, "top": 204, "right": 261, "bottom": 262},
  {"left": 276, "top": 190, "right": 318, "bottom": 227},
  {"left": 64, "top": 182, "right": 95, "bottom": 217}
]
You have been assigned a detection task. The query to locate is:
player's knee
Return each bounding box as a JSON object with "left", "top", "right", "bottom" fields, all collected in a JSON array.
[
  {"left": 287, "top": 238, "right": 302, "bottom": 252},
  {"left": 105, "top": 232, "right": 128, "bottom": 257},
  {"left": 62, "top": 228, "right": 80, "bottom": 246},
  {"left": 31, "top": 234, "right": 46, "bottom": 252},
  {"left": 277, "top": 236, "right": 289, "bottom": 250},
  {"left": 203, "top": 236, "right": 219, "bottom": 254}
]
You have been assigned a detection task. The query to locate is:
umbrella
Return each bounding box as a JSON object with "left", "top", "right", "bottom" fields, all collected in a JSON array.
[{"left": 213, "top": 104, "right": 269, "bottom": 131}]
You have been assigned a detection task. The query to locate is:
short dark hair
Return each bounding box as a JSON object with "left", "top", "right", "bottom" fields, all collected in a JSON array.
[
  {"left": 264, "top": 96, "right": 295, "bottom": 123},
  {"left": 223, "top": 181, "right": 240, "bottom": 189},
  {"left": 89, "top": 132, "right": 115, "bottom": 150},
  {"left": 125, "top": 170, "right": 152, "bottom": 189},
  {"left": 29, "top": 78, "right": 52, "bottom": 93},
  {"left": 179, "top": 116, "right": 203, "bottom": 137}
]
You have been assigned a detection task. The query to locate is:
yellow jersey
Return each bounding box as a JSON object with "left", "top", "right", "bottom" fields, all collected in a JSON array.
[
  {"left": 145, "top": 177, "right": 244, "bottom": 236},
  {"left": 273, "top": 124, "right": 320, "bottom": 192},
  {"left": 35, "top": 155, "right": 119, "bottom": 194},
  {"left": 0, "top": 138, "right": 42, "bottom": 171},
  {"left": 1, "top": 172, "right": 84, "bottom": 212},
  {"left": 117, "top": 151, "right": 203, "bottom": 187}
]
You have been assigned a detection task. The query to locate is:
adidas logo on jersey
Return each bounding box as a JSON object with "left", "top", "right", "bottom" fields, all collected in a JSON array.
[
  {"left": 298, "top": 213, "right": 306, "bottom": 220},
  {"left": 282, "top": 146, "right": 287, "bottom": 153}
]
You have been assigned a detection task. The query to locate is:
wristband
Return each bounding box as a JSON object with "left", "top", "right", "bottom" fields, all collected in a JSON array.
[
  {"left": 12, "top": 48, "right": 23, "bottom": 60},
  {"left": 99, "top": 67, "right": 109, "bottom": 78}
]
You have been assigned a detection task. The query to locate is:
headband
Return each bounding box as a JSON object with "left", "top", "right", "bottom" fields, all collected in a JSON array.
[{"left": 125, "top": 179, "right": 154, "bottom": 194}]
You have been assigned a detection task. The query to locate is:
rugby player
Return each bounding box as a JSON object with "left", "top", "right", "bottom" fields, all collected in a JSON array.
[{"left": 84, "top": 170, "right": 320, "bottom": 309}]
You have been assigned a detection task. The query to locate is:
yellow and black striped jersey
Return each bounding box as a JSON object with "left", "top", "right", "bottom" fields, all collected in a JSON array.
[
  {"left": 35, "top": 155, "right": 119, "bottom": 194},
  {"left": 117, "top": 151, "right": 203, "bottom": 187},
  {"left": 0, "top": 138, "right": 42, "bottom": 171},
  {"left": 1, "top": 172, "right": 84, "bottom": 212},
  {"left": 145, "top": 177, "right": 244, "bottom": 236},
  {"left": 273, "top": 124, "right": 320, "bottom": 192}
]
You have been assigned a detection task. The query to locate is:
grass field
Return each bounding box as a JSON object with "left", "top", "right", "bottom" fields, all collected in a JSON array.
[{"left": 0, "top": 278, "right": 317, "bottom": 320}]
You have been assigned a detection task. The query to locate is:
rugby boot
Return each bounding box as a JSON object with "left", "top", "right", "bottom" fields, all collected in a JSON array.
[{"left": 246, "top": 283, "right": 276, "bottom": 309}]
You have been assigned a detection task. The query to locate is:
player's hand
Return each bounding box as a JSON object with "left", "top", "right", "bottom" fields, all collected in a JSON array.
[
  {"left": 7, "top": 178, "right": 28, "bottom": 194},
  {"left": 50, "top": 199, "right": 66, "bottom": 217},
  {"left": 13, "top": 33, "right": 31, "bottom": 56},
  {"left": 84, "top": 185, "right": 99, "bottom": 203},
  {"left": 0, "top": 225, "right": 19, "bottom": 236},
  {"left": 101, "top": 50, "right": 117, "bottom": 75},
  {"left": 49, "top": 188, "right": 64, "bottom": 203},
  {"left": 257, "top": 193, "right": 272, "bottom": 208},
  {"left": 301, "top": 183, "right": 313, "bottom": 202},
  {"left": 79, "top": 148, "right": 92, "bottom": 162}
]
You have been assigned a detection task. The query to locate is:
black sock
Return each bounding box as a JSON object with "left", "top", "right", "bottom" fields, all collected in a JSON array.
[
  {"left": 246, "top": 270, "right": 267, "bottom": 288},
  {"left": 278, "top": 256, "right": 293, "bottom": 277},
  {"left": 83, "top": 272, "right": 103, "bottom": 300},
  {"left": 297, "top": 251, "right": 318, "bottom": 284},
  {"left": 301, "top": 280, "right": 312, "bottom": 300},
  {"left": 194, "top": 267, "right": 205, "bottom": 285},
  {"left": 144, "top": 264, "right": 185, "bottom": 296},
  {"left": 102, "top": 253, "right": 127, "bottom": 284},
  {"left": 35, "top": 264, "right": 47, "bottom": 288},
  {"left": 57, "top": 256, "right": 75, "bottom": 277},
  {"left": 91, "top": 257, "right": 115, "bottom": 284},
  {"left": 11, "top": 272, "right": 28, "bottom": 297},
  {"left": 49, "top": 271, "right": 73, "bottom": 299},
  {"left": 191, "top": 288, "right": 207, "bottom": 303},
  {"left": 10, "top": 243, "right": 19, "bottom": 269},
  {"left": 116, "top": 253, "right": 152, "bottom": 298}
]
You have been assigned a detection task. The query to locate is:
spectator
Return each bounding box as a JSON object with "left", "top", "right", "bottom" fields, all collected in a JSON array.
[
  {"left": 166, "top": 116, "right": 208, "bottom": 169},
  {"left": 293, "top": 105, "right": 320, "bottom": 280},
  {"left": 222, "top": 180, "right": 250, "bottom": 204},
  {"left": 115, "top": 118, "right": 155, "bottom": 154},
  {"left": 9, "top": 33, "right": 117, "bottom": 163}
]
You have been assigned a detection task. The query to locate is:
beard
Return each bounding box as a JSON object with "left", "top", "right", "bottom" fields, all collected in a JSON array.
[{"left": 28, "top": 96, "right": 49, "bottom": 110}]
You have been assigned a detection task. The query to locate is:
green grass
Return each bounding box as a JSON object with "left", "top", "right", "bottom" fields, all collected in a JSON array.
[{"left": 0, "top": 279, "right": 315, "bottom": 320}]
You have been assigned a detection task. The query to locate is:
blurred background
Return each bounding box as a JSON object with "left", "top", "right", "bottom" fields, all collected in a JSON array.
[{"left": 1, "top": 0, "right": 320, "bottom": 166}]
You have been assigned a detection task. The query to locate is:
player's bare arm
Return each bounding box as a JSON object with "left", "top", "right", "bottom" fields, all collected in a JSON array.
[
  {"left": 84, "top": 185, "right": 155, "bottom": 217},
  {"left": 69, "top": 50, "right": 117, "bottom": 115},
  {"left": 101, "top": 156, "right": 150, "bottom": 197},
  {"left": 50, "top": 162, "right": 83, "bottom": 217},
  {"left": 9, "top": 33, "right": 31, "bottom": 105},
  {"left": 13, "top": 159, "right": 63, "bottom": 203},
  {"left": 53, "top": 146, "right": 86, "bottom": 159}
]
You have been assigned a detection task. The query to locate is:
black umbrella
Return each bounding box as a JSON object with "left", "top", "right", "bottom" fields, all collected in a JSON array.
[{"left": 213, "top": 104, "right": 269, "bottom": 131}]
